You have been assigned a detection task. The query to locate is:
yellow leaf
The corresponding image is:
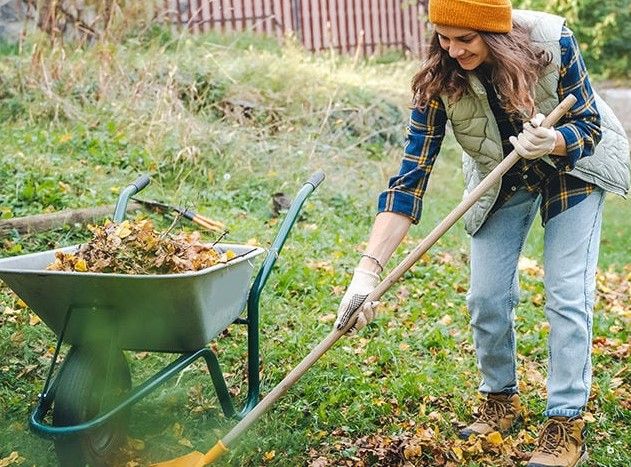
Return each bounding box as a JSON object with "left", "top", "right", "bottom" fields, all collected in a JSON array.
[
  {"left": 404, "top": 445, "right": 422, "bottom": 458},
  {"left": 0, "top": 451, "right": 22, "bottom": 467},
  {"left": 306, "top": 260, "right": 334, "bottom": 272},
  {"left": 583, "top": 412, "right": 596, "bottom": 423},
  {"left": 318, "top": 313, "right": 336, "bottom": 323},
  {"left": 518, "top": 256, "right": 542, "bottom": 276},
  {"left": 172, "top": 422, "right": 184, "bottom": 438},
  {"left": 439, "top": 314, "right": 452, "bottom": 325},
  {"left": 399, "top": 343, "right": 411, "bottom": 351},
  {"left": 178, "top": 437, "right": 193, "bottom": 448},
  {"left": 486, "top": 431, "right": 503, "bottom": 445},
  {"left": 520, "top": 431, "right": 536, "bottom": 444},
  {"left": 58, "top": 133, "right": 72, "bottom": 143},
  {"left": 115, "top": 221, "right": 132, "bottom": 239},
  {"left": 246, "top": 238, "right": 259, "bottom": 246},
  {"left": 128, "top": 438, "right": 145, "bottom": 450},
  {"left": 220, "top": 250, "right": 236, "bottom": 263},
  {"left": 29, "top": 313, "right": 41, "bottom": 326},
  {"left": 74, "top": 258, "right": 88, "bottom": 272},
  {"left": 263, "top": 450, "right": 276, "bottom": 461},
  {"left": 16, "top": 299, "right": 27, "bottom": 309},
  {"left": 451, "top": 446, "right": 463, "bottom": 460}
]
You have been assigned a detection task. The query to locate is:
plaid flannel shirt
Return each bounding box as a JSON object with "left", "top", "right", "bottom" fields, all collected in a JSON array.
[{"left": 378, "top": 26, "right": 602, "bottom": 226}]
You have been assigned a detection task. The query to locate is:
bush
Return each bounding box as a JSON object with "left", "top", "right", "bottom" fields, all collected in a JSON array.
[{"left": 515, "top": 0, "right": 631, "bottom": 79}]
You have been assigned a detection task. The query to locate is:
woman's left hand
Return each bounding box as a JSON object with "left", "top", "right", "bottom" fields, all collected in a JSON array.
[{"left": 509, "top": 113, "right": 557, "bottom": 160}]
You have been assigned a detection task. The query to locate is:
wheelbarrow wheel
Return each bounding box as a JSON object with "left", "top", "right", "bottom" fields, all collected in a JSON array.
[{"left": 52, "top": 347, "right": 132, "bottom": 467}]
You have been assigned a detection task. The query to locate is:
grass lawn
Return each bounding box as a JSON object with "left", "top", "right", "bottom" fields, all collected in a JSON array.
[{"left": 0, "top": 28, "right": 629, "bottom": 466}]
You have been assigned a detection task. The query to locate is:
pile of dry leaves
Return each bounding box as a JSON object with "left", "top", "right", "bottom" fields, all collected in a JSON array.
[{"left": 47, "top": 219, "right": 234, "bottom": 274}]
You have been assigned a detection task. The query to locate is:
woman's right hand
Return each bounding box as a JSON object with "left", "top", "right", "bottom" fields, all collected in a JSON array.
[{"left": 334, "top": 268, "right": 381, "bottom": 334}]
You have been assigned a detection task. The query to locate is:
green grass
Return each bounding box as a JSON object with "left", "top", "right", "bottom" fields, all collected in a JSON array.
[{"left": 0, "top": 28, "right": 629, "bottom": 466}]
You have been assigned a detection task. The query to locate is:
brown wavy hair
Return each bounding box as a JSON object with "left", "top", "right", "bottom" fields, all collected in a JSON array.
[{"left": 412, "top": 21, "right": 551, "bottom": 118}]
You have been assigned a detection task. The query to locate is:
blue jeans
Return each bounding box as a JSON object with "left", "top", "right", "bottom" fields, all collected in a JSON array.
[{"left": 467, "top": 187, "right": 605, "bottom": 417}]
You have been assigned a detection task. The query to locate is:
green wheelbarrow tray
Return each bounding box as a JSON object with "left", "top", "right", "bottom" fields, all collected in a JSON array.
[
  {"left": 0, "top": 243, "right": 264, "bottom": 352},
  {"left": 0, "top": 171, "right": 325, "bottom": 466}
]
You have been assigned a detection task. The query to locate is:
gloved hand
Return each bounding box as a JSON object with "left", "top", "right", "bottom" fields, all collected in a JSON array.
[
  {"left": 509, "top": 113, "right": 557, "bottom": 160},
  {"left": 335, "top": 268, "right": 381, "bottom": 334}
]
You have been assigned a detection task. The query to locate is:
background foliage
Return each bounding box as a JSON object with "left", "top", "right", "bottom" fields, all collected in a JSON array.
[{"left": 515, "top": 0, "right": 631, "bottom": 79}]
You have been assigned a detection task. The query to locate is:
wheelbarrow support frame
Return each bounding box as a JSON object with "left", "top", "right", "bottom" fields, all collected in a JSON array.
[{"left": 28, "top": 171, "right": 326, "bottom": 440}]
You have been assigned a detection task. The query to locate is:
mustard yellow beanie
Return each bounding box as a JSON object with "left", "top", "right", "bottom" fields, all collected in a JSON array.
[{"left": 428, "top": 0, "right": 513, "bottom": 33}]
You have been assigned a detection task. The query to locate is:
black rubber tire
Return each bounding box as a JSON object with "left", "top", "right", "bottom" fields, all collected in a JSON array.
[{"left": 52, "top": 347, "right": 132, "bottom": 467}]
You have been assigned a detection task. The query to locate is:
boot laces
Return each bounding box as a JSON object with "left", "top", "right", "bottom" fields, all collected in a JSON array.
[
  {"left": 477, "top": 397, "right": 510, "bottom": 425},
  {"left": 537, "top": 419, "right": 573, "bottom": 455}
]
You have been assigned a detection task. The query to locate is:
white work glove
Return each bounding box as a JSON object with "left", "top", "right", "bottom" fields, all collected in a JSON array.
[
  {"left": 509, "top": 113, "right": 557, "bottom": 160},
  {"left": 334, "top": 268, "right": 381, "bottom": 334}
]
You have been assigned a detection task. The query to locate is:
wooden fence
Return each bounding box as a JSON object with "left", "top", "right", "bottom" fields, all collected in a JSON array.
[{"left": 162, "top": 0, "right": 429, "bottom": 58}]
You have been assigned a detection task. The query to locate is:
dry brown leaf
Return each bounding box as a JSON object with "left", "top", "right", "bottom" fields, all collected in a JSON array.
[{"left": 47, "top": 219, "right": 233, "bottom": 275}]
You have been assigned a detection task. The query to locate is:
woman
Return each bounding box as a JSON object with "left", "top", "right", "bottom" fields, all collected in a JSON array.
[{"left": 334, "top": 1, "right": 630, "bottom": 466}]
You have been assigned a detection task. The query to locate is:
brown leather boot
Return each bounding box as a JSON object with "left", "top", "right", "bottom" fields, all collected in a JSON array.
[
  {"left": 458, "top": 393, "right": 522, "bottom": 439},
  {"left": 527, "top": 416, "right": 587, "bottom": 467}
]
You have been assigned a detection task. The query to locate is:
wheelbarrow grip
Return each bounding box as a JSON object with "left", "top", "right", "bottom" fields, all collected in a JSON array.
[
  {"left": 113, "top": 174, "right": 151, "bottom": 222},
  {"left": 306, "top": 170, "right": 325, "bottom": 189},
  {"left": 131, "top": 174, "right": 151, "bottom": 193}
]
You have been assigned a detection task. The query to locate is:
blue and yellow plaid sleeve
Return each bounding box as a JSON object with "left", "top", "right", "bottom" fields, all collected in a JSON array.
[
  {"left": 554, "top": 26, "right": 602, "bottom": 170},
  {"left": 377, "top": 98, "right": 447, "bottom": 223}
]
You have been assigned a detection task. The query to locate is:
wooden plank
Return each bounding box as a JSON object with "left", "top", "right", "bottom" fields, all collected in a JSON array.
[
  {"left": 201, "top": 0, "right": 211, "bottom": 32},
  {"left": 0, "top": 204, "right": 142, "bottom": 235}
]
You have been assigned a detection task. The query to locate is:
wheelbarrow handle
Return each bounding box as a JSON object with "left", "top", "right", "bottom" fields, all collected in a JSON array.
[
  {"left": 306, "top": 170, "right": 325, "bottom": 189},
  {"left": 131, "top": 174, "right": 151, "bottom": 192},
  {"left": 113, "top": 174, "right": 151, "bottom": 223}
]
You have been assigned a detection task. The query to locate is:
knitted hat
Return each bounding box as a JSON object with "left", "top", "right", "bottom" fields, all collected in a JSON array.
[{"left": 428, "top": 0, "right": 513, "bottom": 33}]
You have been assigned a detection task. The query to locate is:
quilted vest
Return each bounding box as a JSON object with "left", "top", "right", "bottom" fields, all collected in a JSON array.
[{"left": 439, "top": 10, "right": 631, "bottom": 235}]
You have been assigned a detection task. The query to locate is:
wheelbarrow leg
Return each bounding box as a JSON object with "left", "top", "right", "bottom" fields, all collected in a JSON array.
[
  {"left": 200, "top": 349, "right": 236, "bottom": 419},
  {"left": 198, "top": 290, "right": 264, "bottom": 419},
  {"left": 232, "top": 171, "right": 327, "bottom": 419}
]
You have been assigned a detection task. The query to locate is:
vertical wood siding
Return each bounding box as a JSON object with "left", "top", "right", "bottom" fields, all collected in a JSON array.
[{"left": 163, "top": 0, "right": 429, "bottom": 58}]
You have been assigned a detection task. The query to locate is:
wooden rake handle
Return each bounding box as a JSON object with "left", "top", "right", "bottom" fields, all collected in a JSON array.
[{"left": 215, "top": 94, "right": 577, "bottom": 453}]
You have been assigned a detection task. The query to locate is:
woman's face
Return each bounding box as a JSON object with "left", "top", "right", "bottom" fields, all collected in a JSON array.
[{"left": 434, "top": 25, "right": 491, "bottom": 70}]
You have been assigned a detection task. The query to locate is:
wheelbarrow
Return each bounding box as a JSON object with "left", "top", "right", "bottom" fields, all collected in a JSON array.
[{"left": 0, "top": 171, "right": 325, "bottom": 466}]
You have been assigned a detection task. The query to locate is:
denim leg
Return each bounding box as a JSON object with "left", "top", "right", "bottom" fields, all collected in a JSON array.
[
  {"left": 468, "top": 189, "right": 540, "bottom": 394},
  {"left": 543, "top": 189, "right": 605, "bottom": 417}
]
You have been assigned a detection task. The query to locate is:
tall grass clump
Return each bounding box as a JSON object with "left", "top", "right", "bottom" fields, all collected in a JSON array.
[{"left": 1, "top": 23, "right": 426, "bottom": 221}]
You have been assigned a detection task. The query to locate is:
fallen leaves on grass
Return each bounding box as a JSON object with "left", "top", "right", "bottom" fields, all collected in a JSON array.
[
  {"left": 610, "top": 367, "right": 631, "bottom": 410},
  {"left": 518, "top": 256, "right": 543, "bottom": 278},
  {"left": 311, "top": 422, "right": 537, "bottom": 466},
  {"left": 0, "top": 452, "right": 24, "bottom": 467},
  {"left": 596, "top": 266, "right": 631, "bottom": 323},
  {"left": 593, "top": 336, "right": 631, "bottom": 360},
  {"left": 306, "top": 260, "right": 335, "bottom": 273},
  {"left": 47, "top": 219, "right": 235, "bottom": 274}
]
